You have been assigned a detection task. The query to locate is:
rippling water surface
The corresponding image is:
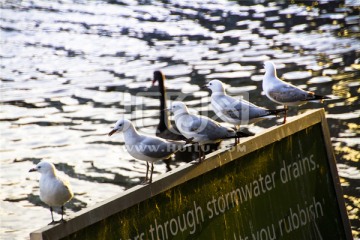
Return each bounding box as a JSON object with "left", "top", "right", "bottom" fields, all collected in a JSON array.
[{"left": 1, "top": 0, "right": 359, "bottom": 239}]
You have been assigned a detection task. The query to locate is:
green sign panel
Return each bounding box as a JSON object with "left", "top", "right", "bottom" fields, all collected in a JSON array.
[{"left": 62, "top": 123, "right": 349, "bottom": 240}]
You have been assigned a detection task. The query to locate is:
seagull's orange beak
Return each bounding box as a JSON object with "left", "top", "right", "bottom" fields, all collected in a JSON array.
[
  {"left": 202, "top": 84, "right": 209, "bottom": 89},
  {"left": 108, "top": 129, "right": 117, "bottom": 136},
  {"left": 29, "top": 168, "right": 37, "bottom": 172}
]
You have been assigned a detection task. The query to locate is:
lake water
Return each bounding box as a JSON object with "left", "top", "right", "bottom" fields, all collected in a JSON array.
[{"left": 1, "top": 0, "right": 359, "bottom": 239}]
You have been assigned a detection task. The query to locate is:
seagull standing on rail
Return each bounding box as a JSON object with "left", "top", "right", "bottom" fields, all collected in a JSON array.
[
  {"left": 263, "top": 61, "right": 330, "bottom": 124},
  {"left": 168, "top": 101, "right": 253, "bottom": 162},
  {"left": 108, "top": 118, "right": 189, "bottom": 183},
  {"left": 29, "top": 161, "right": 74, "bottom": 224},
  {"left": 204, "top": 79, "right": 285, "bottom": 143}
]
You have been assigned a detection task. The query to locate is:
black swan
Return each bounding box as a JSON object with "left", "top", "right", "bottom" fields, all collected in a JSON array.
[{"left": 152, "top": 71, "right": 187, "bottom": 141}]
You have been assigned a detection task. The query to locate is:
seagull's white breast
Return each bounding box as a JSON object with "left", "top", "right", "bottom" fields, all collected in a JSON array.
[{"left": 39, "top": 175, "right": 73, "bottom": 207}]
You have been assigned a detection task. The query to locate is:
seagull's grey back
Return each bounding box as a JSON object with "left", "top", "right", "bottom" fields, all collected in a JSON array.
[{"left": 175, "top": 112, "right": 234, "bottom": 144}]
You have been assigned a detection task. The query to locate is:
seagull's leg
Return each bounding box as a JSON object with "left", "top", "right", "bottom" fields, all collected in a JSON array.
[
  {"left": 143, "top": 162, "right": 149, "bottom": 183},
  {"left": 234, "top": 125, "right": 239, "bottom": 145},
  {"left": 202, "top": 145, "right": 206, "bottom": 162},
  {"left": 149, "top": 162, "right": 154, "bottom": 183},
  {"left": 60, "top": 205, "right": 65, "bottom": 222},
  {"left": 282, "top": 105, "right": 288, "bottom": 124},
  {"left": 48, "top": 207, "right": 55, "bottom": 225},
  {"left": 202, "top": 145, "right": 206, "bottom": 161},
  {"left": 199, "top": 145, "right": 205, "bottom": 163},
  {"left": 198, "top": 144, "right": 203, "bottom": 163}
]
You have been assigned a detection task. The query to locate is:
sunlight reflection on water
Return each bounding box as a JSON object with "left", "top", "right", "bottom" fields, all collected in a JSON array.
[{"left": 1, "top": 0, "right": 359, "bottom": 239}]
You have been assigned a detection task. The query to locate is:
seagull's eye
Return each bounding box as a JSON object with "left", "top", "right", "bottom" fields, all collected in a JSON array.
[{"left": 38, "top": 166, "right": 41, "bottom": 169}]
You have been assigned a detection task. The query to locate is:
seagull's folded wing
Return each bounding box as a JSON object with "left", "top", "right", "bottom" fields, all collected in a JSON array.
[
  {"left": 222, "top": 100, "right": 269, "bottom": 120},
  {"left": 194, "top": 115, "right": 232, "bottom": 140},
  {"left": 268, "top": 84, "right": 310, "bottom": 103},
  {"left": 141, "top": 137, "right": 183, "bottom": 158}
]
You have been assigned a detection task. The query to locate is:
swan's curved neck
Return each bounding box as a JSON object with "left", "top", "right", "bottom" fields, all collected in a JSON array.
[{"left": 158, "top": 77, "right": 171, "bottom": 132}]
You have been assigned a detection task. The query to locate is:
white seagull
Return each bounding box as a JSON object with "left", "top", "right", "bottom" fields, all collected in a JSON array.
[
  {"left": 29, "top": 161, "right": 74, "bottom": 224},
  {"left": 168, "top": 101, "right": 253, "bottom": 162},
  {"left": 263, "top": 61, "right": 330, "bottom": 123},
  {"left": 108, "top": 119, "right": 189, "bottom": 183},
  {"left": 204, "top": 79, "right": 285, "bottom": 143}
]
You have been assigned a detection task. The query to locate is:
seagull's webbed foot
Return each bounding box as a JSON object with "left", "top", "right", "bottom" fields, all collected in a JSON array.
[
  {"left": 199, "top": 153, "right": 207, "bottom": 163},
  {"left": 194, "top": 156, "right": 203, "bottom": 164},
  {"left": 53, "top": 220, "right": 64, "bottom": 224},
  {"left": 185, "top": 137, "right": 194, "bottom": 145},
  {"left": 141, "top": 178, "right": 150, "bottom": 185}
]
